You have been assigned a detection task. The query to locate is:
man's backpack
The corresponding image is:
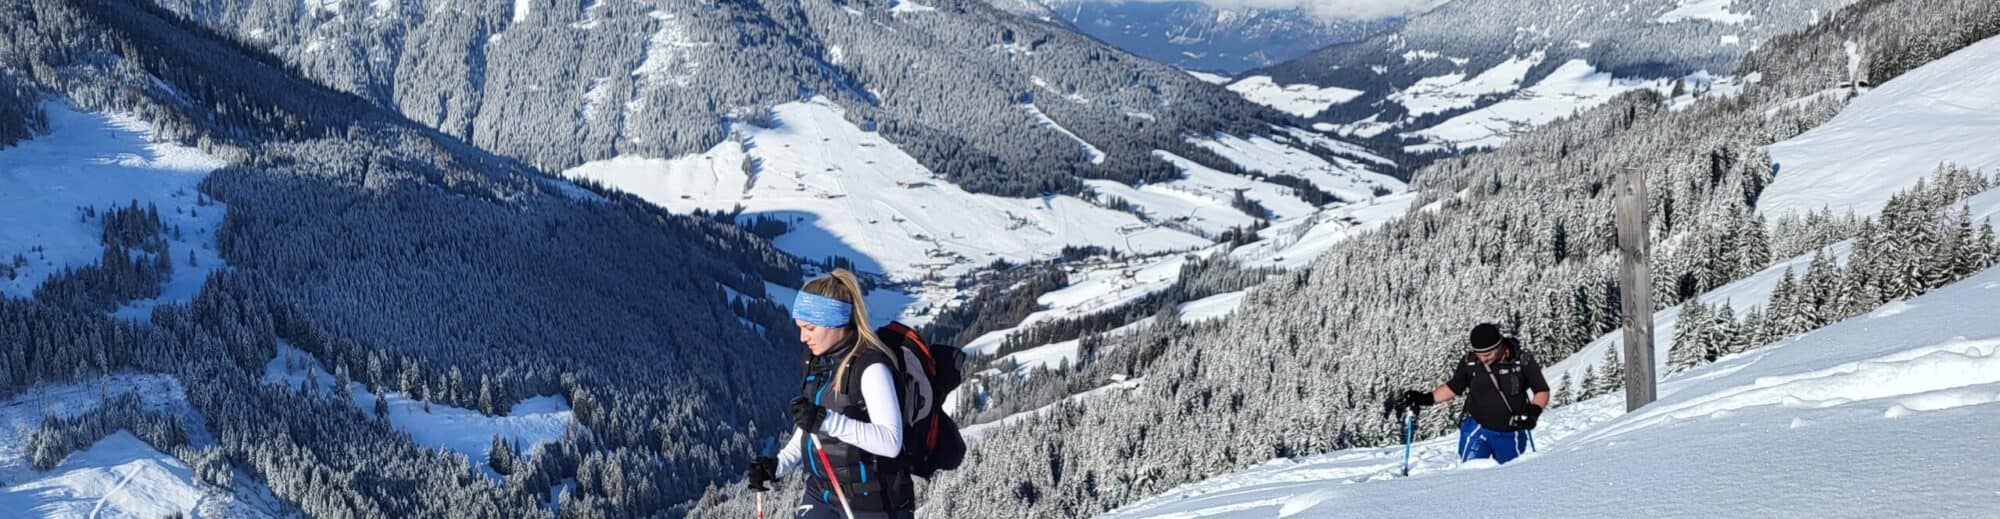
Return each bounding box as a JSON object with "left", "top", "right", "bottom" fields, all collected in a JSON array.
[{"left": 874, "top": 322, "right": 967, "bottom": 478}]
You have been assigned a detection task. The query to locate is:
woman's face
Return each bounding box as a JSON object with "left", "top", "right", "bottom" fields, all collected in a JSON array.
[{"left": 797, "top": 320, "right": 851, "bottom": 355}]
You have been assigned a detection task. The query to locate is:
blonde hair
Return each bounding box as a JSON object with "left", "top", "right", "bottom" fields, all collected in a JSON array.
[{"left": 804, "top": 269, "right": 892, "bottom": 392}]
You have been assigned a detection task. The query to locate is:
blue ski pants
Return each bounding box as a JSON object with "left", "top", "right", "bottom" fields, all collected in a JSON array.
[{"left": 1458, "top": 417, "right": 1533, "bottom": 464}]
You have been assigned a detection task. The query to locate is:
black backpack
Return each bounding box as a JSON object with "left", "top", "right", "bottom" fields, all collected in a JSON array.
[{"left": 872, "top": 322, "right": 967, "bottom": 478}]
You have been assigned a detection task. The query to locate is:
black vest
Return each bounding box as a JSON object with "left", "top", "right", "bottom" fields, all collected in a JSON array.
[
  {"left": 799, "top": 339, "right": 914, "bottom": 512},
  {"left": 1456, "top": 349, "right": 1535, "bottom": 431}
]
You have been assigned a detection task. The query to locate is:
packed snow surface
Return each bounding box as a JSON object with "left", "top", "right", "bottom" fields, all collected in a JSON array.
[
  {"left": 1107, "top": 264, "right": 2000, "bottom": 518},
  {"left": 0, "top": 102, "right": 229, "bottom": 317},
  {"left": 1763, "top": 35, "right": 2000, "bottom": 223},
  {"left": 1226, "top": 76, "right": 1363, "bottom": 118}
]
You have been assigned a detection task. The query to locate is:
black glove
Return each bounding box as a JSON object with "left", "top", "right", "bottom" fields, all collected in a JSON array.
[
  {"left": 1403, "top": 390, "right": 1435, "bottom": 408},
  {"left": 746, "top": 456, "right": 777, "bottom": 491},
  {"left": 789, "top": 397, "right": 826, "bottom": 433},
  {"left": 1509, "top": 403, "right": 1544, "bottom": 430}
]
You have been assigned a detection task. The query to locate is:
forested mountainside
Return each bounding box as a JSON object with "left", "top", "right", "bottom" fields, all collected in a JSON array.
[
  {"left": 865, "top": 0, "right": 2000, "bottom": 516},
  {"left": 1241, "top": 0, "right": 1858, "bottom": 154},
  {"left": 1010, "top": 0, "right": 1396, "bottom": 74},
  {"left": 147, "top": 0, "right": 1325, "bottom": 197},
  {"left": 3, "top": 0, "right": 818, "bottom": 515}
]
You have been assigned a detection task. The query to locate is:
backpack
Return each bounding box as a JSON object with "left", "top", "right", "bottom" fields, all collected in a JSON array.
[
  {"left": 1488, "top": 337, "right": 1538, "bottom": 402},
  {"left": 871, "top": 321, "right": 967, "bottom": 479}
]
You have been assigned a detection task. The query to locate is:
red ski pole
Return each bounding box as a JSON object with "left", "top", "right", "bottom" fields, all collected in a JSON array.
[{"left": 812, "top": 437, "right": 856, "bottom": 519}]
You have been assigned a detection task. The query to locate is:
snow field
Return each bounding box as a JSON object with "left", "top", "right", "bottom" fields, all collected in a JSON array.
[
  {"left": 1559, "top": 34, "right": 2000, "bottom": 385},
  {"left": 563, "top": 96, "right": 1210, "bottom": 301},
  {"left": 1656, "top": 0, "right": 1754, "bottom": 24},
  {"left": 1763, "top": 34, "right": 2000, "bottom": 223},
  {"left": 0, "top": 102, "right": 229, "bottom": 319},
  {"left": 1410, "top": 60, "right": 1689, "bottom": 152},
  {"left": 1192, "top": 134, "right": 1403, "bottom": 203},
  {"left": 1225, "top": 76, "right": 1363, "bottom": 118},
  {"left": 960, "top": 377, "right": 1144, "bottom": 443},
  {"left": 261, "top": 342, "right": 577, "bottom": 480},
  {"left": 1390, "top": 52, "right": 1543, "bottom": 118},
  {"left": 0, "top": 375, "right": 283, "bottom": 518}
]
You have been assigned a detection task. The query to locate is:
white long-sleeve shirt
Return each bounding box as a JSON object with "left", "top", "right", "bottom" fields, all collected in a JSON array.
[{"left": 775, "top": 363, "right": 903, "bottom": 478}]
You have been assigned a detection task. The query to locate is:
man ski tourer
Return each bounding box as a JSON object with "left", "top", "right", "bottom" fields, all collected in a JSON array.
[{"left": 1399, "top": 323, "right": 1551, "bottom": 465}]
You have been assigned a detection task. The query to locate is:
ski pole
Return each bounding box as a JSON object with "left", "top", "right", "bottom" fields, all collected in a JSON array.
[
  {"left": 755, "top": 490, "right": 764, "bottom": 519},
  {"left": 812, "top": 436, "right": 856, "bottom": 519},
  {"left": 1401, "top": 407, "right": 1417, "bottom": 477}
]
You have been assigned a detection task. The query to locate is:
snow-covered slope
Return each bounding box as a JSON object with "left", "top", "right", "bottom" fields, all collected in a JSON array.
[
  {"left": 565, "top": 96, "right": 1397, "bottom": 323},
  {"left": 1545, "top": 34, "right": 2000, "bottom": 388},
  {"left": 983, "top": 291, "right": 1248, "bottom": 375},
  {"left": 1228, "top": 192, "right": 1418, "bottom": 270},
  {"left": 1243, "top": 0, "right": 1856, "bottom": 152},
  {"left": 961, "top": 376, "right": 1144, "bottom": 442},
  {"left": 0, "top": 375, "right": 285, "bottom": 518},
  {"left": 3, "top": 433, "right": 217, "bottom": 518},
  {"left": 1192, "top": 133, "right": 1401, "bottom": 201},
  {"left": 1546, "top": 239, "right": 1852, "bottom": 387},
  {"left": 1658, "top": 0, "right": 1756, "bottom": 24},
  {"left": 0, "top": 102, "right": 228, "bottom": 315},
  {"left": 1762, "top": 35, "right": 2000, "bottom": 222},
  {"left": 564, "top": 97, "right": 1211, "bottom": 287},
  {"left": 1408, "top": 60, "right": 1684, "bottom": 152},
  {"left": 1225, "top": 77, "right": 1363, "bottom": 119},
  {"left": 1555, "top": 32, "right": 2000, "bottom": 384},
  {"left": 958, "top": 191, "right": 1416, "bottom": 384},
  {"left": 262, "top": 343, "right": 576, "bottom": 479},
  {"left": 1106, "top": 264, "right": 2000, "bottom": 518}
]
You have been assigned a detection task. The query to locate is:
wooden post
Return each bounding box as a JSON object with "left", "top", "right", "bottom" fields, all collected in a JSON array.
[{"left": 1615, "top": 168, "right": 1658, "bottom": 411}]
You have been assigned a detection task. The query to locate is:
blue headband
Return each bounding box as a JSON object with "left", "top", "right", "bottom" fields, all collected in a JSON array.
[{"left": 791, "top": 291, "right": 853, "bottom": 328}]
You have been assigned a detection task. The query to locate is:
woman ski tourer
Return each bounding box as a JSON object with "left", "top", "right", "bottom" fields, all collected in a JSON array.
[
  {"left": 1398, "top": 323, "right": 1551, "bottom": 465},
  {"left": 746, "top": 269, "right": 915, "bottom": 518}
]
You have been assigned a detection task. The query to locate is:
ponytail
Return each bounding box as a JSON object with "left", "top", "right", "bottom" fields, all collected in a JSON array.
[{"left": 803, "top": 269, "right": 892, "bottom": 392}]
